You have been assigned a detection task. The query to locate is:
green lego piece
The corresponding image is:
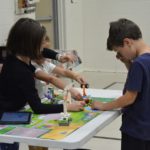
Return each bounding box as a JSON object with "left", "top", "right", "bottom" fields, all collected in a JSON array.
[{"left": 58, "top": 116, "right": 72, "bottom": 126}]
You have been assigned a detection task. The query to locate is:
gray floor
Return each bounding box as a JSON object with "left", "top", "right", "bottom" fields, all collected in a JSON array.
[
  {"left": 81, "top": 71, "right": 125, "bottom": 150},
  {"left": 20, "top": 71, "right": 127, "bottom": 150}
]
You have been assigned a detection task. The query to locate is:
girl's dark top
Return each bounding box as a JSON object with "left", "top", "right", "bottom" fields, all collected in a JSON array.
[
  {"left": 0, "top": 48, "right": 63, "bottom": 114},
  {"left": 42, "top": 48, "right": 58, "bottom": 59}
]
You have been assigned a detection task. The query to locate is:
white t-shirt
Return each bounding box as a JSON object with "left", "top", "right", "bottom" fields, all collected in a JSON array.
[{"left": 32, "top": 60, "right": 56, "bottom": 98}]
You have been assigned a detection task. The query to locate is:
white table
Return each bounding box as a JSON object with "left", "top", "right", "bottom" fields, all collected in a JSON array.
[{"left": 0, "top": 88, "right": 122, "bottom": 149}]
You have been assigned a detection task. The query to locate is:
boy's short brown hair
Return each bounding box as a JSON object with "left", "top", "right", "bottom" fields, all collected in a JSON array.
[{"left": 107, "top": 18, "right": 142, "bottom": 51}]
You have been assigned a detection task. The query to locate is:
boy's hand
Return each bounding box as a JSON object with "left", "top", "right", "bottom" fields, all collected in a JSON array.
[
  {"left": 79, "top": 100, "right": 86, "bottom": 106},
  {"left": 67, "top": 102, "right": 84, "bottom": 112},
  {"left": 91, "top": 101, "right": 105, "bottom": 111}
]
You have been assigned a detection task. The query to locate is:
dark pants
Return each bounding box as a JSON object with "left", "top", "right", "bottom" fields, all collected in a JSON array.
[
  {"left": 121, "top": 133, "right": 150, "bottom": 150},
  {"left": 0, "top": 143, "right": 19, "bottom": 150}
]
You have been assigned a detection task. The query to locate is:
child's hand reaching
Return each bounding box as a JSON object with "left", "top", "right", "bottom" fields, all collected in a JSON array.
[
  {"left": 58, "top": 53, "right": 77, "bottom": 63},
  {"left": 74, "top": 74, "right": 86, "bottom": 84},
  {"left": 91, "top": 101, "right": 105, "bottom": 111},
  {"left": 69, "top": 87, "right": 82, "bottom": 100},
  {"left": 67, "top": 101, "right": 85, "bottom": 112}
]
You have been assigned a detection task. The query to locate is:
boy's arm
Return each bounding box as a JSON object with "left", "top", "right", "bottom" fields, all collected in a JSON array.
[{"left": 91, "top": 90, "right": 138, "bottom": 111}]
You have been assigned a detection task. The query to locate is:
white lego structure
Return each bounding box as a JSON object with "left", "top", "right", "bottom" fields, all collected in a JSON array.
[{"left": 58, "top": 84, "right": 73, "bottom": 126}]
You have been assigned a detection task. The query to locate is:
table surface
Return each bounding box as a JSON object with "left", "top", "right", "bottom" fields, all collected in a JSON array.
[{"left": 0, "top": 88, "right": 122, "bottom": 149}]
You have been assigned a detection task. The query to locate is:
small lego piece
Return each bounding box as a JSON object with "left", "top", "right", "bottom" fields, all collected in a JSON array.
[
  {"left": 44, "top": 91, "right": 52, "bottom": 100},
  {"left": 44, "top": 87, "right": 54, "bottom": 100},
  {"left": 82, "top": 95, "right": 93, "bottom": 106},
  {"left": 80, "top": 83, "right": 89, "bottom": 88},
  {"left": 81, "top": 83, "right": 89, "bottom": 98},
  {"left": 67, "top": 91, "right": 72, "bottom": 104},
  {"left": 83, "top": 96, "right": 89, "bottom": 104},
  {"left": 58, "top": 87, "right": 72, "bottom": 126},
  {"left": 44, "top": 87, "right": 59, "bottom": 104},
  {"left": 58, "top": 114, "right": 72, "bottom": 126},
  {"left": 58, "top": 118, "right": 70, "bottom": 126},
  {"left": 81, "top": 83, "right": 89, "bottom": 96}
]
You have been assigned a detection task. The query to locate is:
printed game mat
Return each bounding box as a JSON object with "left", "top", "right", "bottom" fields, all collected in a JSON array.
[{"left": 0, "top": 97, "right": 114, "bottom": 140}]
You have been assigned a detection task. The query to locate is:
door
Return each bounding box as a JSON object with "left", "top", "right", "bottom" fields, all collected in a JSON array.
[{"left": 35, "top": 0, "right": 59, "bottom": 49}]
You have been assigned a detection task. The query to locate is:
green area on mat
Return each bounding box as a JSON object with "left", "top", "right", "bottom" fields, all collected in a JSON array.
[{"left": 92, "top": 97, "right": 114, "bottom": 102}]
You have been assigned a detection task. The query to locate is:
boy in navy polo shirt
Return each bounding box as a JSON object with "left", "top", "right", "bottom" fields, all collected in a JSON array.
[{"left": 91, "top": 18, "right": 150, "bottom": 150}]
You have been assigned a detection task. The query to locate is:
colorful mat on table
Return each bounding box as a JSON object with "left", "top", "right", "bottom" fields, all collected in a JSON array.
[
  {"left": 92, "top": 97, "right": 114, "bottom": 102},
  {"left": 0, "top": 97, "right": 114, "bottom": 140}
]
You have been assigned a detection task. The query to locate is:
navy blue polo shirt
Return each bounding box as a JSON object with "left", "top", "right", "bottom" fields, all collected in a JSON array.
[{"left": 121, "top": 53, "right": 150, "bottom": 140}]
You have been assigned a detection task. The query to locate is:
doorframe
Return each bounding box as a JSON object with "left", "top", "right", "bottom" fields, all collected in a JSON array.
[
  {"left": 52, "top": 0, "right": 60, "bottom": 49},
  {"left": 57, "top": 0, "right": 67, "bottom": 50}
]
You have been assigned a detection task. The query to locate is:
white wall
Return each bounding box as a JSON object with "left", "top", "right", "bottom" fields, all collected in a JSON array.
[
  {"left": 58, "top": 0, "right": 84, "bottom": 71},
  {"left": 2, "top": 0, "right": 150, "bottom": 73},
  {"left": 82, "top": 0, "right": 150, "bottom": 73},
  {"left": 0, "top": 0, "right": 35, "bottom": 46},
  {"left": 0, "top": 0, "right": 15, "bottom": 45},
  {"left": 61, "top": 0, "right": 150, "bottom": 73}
]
